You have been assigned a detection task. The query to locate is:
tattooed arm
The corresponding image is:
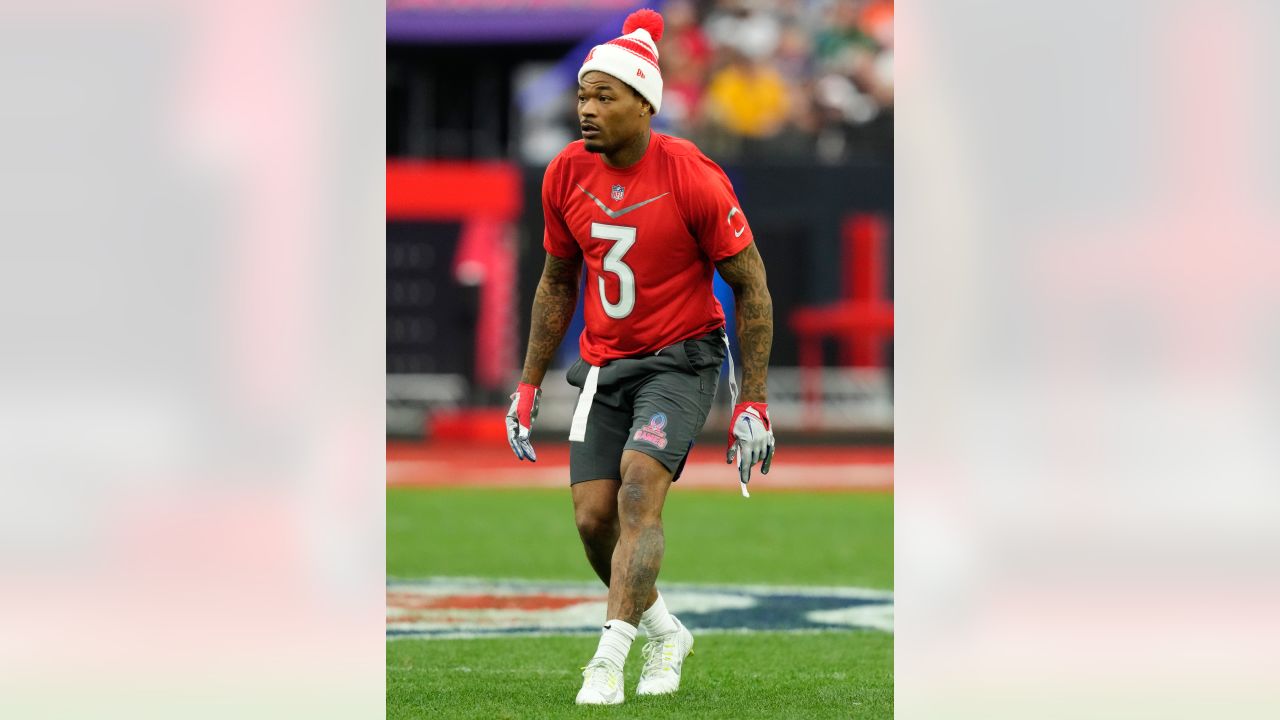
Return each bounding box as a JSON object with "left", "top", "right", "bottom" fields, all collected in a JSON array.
[
  {"left": 519, "top": 252, "right": 584, "bottom": 386},
  {"left": 715, "top": 242, "right": 773, "bottom": 402}
]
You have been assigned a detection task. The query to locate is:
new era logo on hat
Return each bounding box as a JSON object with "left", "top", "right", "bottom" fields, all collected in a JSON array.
[{"left": 579, "top": 8, "right": 665, "bottom": 114}]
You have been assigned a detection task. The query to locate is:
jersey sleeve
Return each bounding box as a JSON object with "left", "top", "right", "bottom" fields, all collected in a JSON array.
[
  {"left": 541, "top": 155, "right": 579, "bottom": 259},
  {"left": 680, "top": 153, "right": 754, "bottom": 262}
]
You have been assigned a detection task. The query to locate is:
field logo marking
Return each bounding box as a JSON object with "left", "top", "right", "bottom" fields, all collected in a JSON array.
[{"left": 388, "top": 577, "right": 893, "bottom": 640}]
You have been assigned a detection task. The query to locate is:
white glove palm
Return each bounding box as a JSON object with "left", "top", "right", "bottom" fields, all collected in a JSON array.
[
  {"left": 726, "top": 403, "right": 775, "bottom": 496},
  {"left": 506, "top": 382, "right": 541, "bottom": 462}
]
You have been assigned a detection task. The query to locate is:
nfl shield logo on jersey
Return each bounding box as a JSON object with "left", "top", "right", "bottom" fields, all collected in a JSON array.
[{"left": 611, "top": 184, "right": 624, "bottom": 201}]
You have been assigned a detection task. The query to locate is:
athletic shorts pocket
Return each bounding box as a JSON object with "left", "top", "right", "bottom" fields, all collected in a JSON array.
[
  {"left": 688, "top": 330, "right": 727, "bottom": 369},
  {"left": 683, "top": 330, "right": 727, "bottom": 383},
  {"left": 565, "top": 358, "right": 590, "bottom": 388}
]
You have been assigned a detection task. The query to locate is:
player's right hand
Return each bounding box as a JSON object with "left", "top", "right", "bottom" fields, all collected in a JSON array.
[{"left": 506, "top": 382, "right": 541, "bottom": 461}]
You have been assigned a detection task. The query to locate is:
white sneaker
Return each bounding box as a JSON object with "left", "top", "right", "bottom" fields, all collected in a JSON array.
[
  {"left": 636, "top": 618, "right": 695, "bottom": 696},
  {"left": 575, "top": 659, "right": 625, "bottom": 705}
]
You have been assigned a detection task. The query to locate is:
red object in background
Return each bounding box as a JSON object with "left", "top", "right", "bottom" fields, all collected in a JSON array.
[
  {"left": 857, "top": 0, "right": 895, "bottom": 52},
  {"left": 453, "top": 218, "right": 516, "bottom": 390},
  {"left": 427, "top": 408, "right": 509, "bottom": 443},
  {"left": 844, "top": 214, "right": 889, "bottom": 367},
  {"left": 386, "top": 161, "right": 521, "bottom": 221},
  {"left": 387, "top": 161, "right": 522, "bottom": 393},
  {"left": 388, "top": 591, "right": 601, "bottom": 612},
  {"left": 789, "top": 213, "right": 893, "bottom": 428}
]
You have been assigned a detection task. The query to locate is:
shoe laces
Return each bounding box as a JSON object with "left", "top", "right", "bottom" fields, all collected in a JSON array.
[
  {"left": 640, "top": 634, "right": 677, "bottom": 678},
  {"left": 581, "top": 659, "right": 620, "bottom": 691}
]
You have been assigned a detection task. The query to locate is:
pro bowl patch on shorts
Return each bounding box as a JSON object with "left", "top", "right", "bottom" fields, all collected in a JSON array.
[
  {"left": 633, "top": 412, "right": 669, "bottom": 449},
  {"left": 387, "top": 577, "right": 893, "bottom": 639}
]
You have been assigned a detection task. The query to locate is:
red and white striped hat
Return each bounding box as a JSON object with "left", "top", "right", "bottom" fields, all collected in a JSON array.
[{"left": 579, "top": 9, "right": 665, "bottom": 114}]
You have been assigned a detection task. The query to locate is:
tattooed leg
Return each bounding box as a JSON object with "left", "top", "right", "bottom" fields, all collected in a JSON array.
[
  {"left": 607, "top": 450, "right": 674, "bottom": 624},
  {"left": 572, "top": 479, "right": 661, "bottom": 613}
]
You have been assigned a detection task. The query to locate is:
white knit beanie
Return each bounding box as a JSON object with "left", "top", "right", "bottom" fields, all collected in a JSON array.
[{"left": 578, "top": 9, "right": 665, "bottom": 114}]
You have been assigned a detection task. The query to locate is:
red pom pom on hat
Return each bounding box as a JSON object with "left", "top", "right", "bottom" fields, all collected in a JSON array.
[
  {"left": 581, "top": 8, "right": 666, "bottom": 113},
  {"left": 622, "top": 8, "right": 664, "bottom": 42}
]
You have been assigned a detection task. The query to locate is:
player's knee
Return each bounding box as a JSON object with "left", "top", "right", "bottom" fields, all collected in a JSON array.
[
  {"left": 617, "top": 479, "right": 661, "bottom": 529},
  {"left": 574, "top": 506, "right": 617, "bottom": 543},
  {"left": 618, "top": 452, "right": 670, "bottom": 527}
]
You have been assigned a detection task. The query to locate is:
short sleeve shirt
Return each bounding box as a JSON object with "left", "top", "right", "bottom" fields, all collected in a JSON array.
[{"left": 542, "top": 132, "right": 753, "bottom": 365}]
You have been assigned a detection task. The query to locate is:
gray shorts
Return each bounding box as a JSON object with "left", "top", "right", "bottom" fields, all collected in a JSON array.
[{"left": 565, "top": 328, "right": 727, "bottom": 484}]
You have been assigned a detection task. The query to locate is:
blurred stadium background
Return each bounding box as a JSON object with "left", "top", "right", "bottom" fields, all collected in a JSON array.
[
  {"left": 387, "top": 0, "right": 893, "bottom": 452},
  {"left": 387, "top": 2, "right": 893, "bottom": 715}
]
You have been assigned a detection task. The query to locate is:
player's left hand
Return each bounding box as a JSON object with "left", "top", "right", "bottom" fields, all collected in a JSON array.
[
  {"left": 726, "top": 402, "right": 775, "bottom": 495},
  {"left": 506, "top": 382, "right": 541, "bottom": 461}
]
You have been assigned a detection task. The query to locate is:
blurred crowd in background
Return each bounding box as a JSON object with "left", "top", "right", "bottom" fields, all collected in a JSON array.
[
  {"left": 650, "top": 0, "right": 892, "bottom": 163},
  {"left": 387, "top": 0, "right": 893, "bottom": 166}
]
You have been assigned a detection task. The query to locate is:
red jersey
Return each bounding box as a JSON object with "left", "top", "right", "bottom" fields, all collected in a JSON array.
[{"left": 542, "top": 132, "right": 753, "bottom": 365}]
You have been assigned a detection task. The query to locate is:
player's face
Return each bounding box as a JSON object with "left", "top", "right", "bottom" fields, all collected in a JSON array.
[{"left": 578, "top": 71, "right": 649, "bottom": 154}]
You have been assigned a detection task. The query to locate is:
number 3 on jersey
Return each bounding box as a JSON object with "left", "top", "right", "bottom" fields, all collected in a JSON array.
[{"left": 591, "top": 222, "right": 636, "bottom": 319}]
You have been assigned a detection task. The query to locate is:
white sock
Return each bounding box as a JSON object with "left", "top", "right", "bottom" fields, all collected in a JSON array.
[
  {"left": 591, "top": 619, "right": 637, "bottom": 670},
  {"left": 640, "top": 593, "right": 680, "bottom": 637}
]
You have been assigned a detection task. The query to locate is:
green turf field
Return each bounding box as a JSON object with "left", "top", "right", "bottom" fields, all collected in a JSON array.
[{"left": 388, "top": 487, "right": 893, "bottom": 719}]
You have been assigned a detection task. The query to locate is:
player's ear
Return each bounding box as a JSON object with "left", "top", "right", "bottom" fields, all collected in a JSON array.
[{"left": 634, "top": 88, "right": 651, "bottom": 116}]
